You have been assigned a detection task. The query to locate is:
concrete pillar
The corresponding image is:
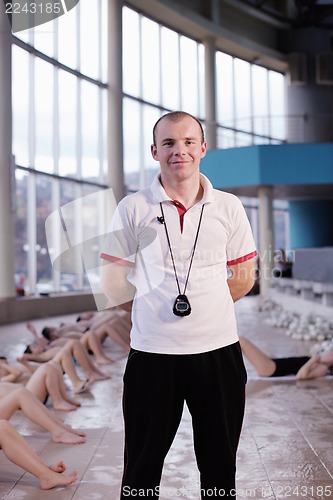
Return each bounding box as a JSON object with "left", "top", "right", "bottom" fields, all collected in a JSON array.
[
  {"left": 204, "top": 36, "right": 217, "bottom": 150},
  {"left": 210, "top": 0, "right": 220, "bottom": 24},
  {"left": 0, "top": 4, "right": 15, "bottom": 298},
  {"left": 108, "top": 0, "right": 125, "bottom": 203},
  {"left": 258, "top": 186, "right": 274, "bottom": 298}
]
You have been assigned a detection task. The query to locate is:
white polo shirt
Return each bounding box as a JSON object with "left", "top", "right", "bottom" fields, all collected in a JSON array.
[{"left": 101, "top": 174, "right": 257, "bottom": 355}]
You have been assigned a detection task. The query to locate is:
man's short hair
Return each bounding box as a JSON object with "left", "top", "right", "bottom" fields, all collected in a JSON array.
[{"left": 153, "top": 111, "right": 205, "bottom": 146}]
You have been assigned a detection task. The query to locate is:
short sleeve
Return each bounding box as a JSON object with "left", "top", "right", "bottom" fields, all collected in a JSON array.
[
  {"left": 226, "top": 198, "right": 257, "bottom": 266},
  {"left": 100, "top": 202, "right": 137, "bottom": 266}
]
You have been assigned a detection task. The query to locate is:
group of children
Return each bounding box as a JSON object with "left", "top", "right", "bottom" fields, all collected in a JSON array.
[
  {"left": 0, "top": 308, "right": 131, "bottom": 489},
  {"left": 0, "top": 306, "right": 332, "bottom": 490}
]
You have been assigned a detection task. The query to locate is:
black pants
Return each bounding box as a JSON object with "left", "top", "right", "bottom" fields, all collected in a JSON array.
[{"left": 120, "top": 342, "right": 247, "bottom": 499}]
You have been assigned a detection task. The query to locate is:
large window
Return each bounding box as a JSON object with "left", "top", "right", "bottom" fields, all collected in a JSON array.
[
  {"left": 122, "top": 7, "right": 286, "bottom": 192},
  {"left": 58, "top": 71, "right": 77, "bottom": 177},
  {"left": 12, "top": 0, "right": 108, "bottom": 295},
  {"left": 12, "top": 45, "right": 30, "bottom": 167},
  {"left": 122, "top": 7, "right": 205, "bottom": 192},
  {"left": 35, "top": 58, "right": 54, "bottom": 173},
  {"left": 12, "top": 2, "right": 287, "bottom": 295},
  {"left": 216, "top": 51, "right": 285, "bottom": 148}
]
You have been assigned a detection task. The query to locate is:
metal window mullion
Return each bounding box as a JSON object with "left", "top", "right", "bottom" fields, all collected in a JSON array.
[
  {"left": 16, "top": 164, "right": 108, "bottom": 189},
  {"left": 231, "top": 57, "right": 236, "bottom": 146},
  {"left": 12, "top": 36, "right": 107, "bottom": 89},
  {"left": 98, "top": 88, "right": 104, "bottom": 185},
  {"left": 267, "top": 70, "right": 272, "bottom": 142},
  {"left": 27, "top": 43, "right": 37, "bottom": 293},
  {"left": 138, "top": 14, "right": 145, "bottom": 189},
  {"left": 54, "top": 15, "right": 58, "bottom": 61},
  {"left": 77, "top": 78, "right": 82, "bottom": 180},
  {"left": 54, "top": 67, "right": 59, "bottom": 175},
  {"left": 54, "top": 15, "right": 59, "bottom": 173},
  {"left": 52, "top": 61, "right": 60, "bottom": 289},
  {"left": 250, "top": 64, "right": 255, "bottom": 145},
  {"left": 178, "top": 34, "right": 182, "bottom": 110},
  {"left": 29, "top": 51, "right": 35, "bottom": 169},
  {"left": 197, "top": 42, "right": 201, "bottom": 118},
  {"left": 139, "top": 103, "right": 145, "bottom": 189},
  {"left": 158, "top": 23, "right": 162, "bottom": 107},
  {"left": 138, "top": 13, "right": 143, "bottom": 99},
  {"left": 97, "top": 0, "right": 103, "bottom": 182},
  {"left": 27, "top": 174, "right": 37, "bottom": 293},
  {"left": 98, "top": 0, "right": 102, "bottom": 82},
  {"left": 74, "top": 183, "right": 84, "bottom": 290},
  {"left": 29, "top": 19, "right": 34, "bottom": 48},
  {"left": 76, "top": 0, "right": 82, "bottom": 181},
  {"left": 77, "top": 0, "right": 81, "bottom": 73},
  {"left": 52, "top": 179, "right": 61, "bottom": 291}
]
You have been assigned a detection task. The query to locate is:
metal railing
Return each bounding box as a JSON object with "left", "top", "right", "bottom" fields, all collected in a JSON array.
[{"left": 216, "top": 113, "right": 333, "bottom": 148}]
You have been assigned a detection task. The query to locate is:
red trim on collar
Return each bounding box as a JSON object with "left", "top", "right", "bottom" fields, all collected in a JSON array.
[{"left": 172, "top": 200, "right": 187, "bottom": 232}]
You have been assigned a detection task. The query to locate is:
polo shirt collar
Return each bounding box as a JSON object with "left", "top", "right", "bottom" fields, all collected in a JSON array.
[{"left": 150, "top": 173, "right": 214, "bottom": 205}]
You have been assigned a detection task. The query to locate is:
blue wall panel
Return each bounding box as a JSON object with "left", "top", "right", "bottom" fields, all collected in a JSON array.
[
  {"left": 201, "top": 143, "right": 333, "bottom": 189},
  {"left": 289, "top": 199, "right": 333, "bottom": 248}
]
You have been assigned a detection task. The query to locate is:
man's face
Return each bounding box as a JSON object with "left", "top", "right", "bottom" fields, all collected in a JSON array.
[{"left": 151, "top": 116, "right": 207, "bottom": 183}]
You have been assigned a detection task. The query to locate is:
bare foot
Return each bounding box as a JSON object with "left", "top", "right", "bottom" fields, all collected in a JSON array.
[
  {"left": 66, "top": 397, "right": 81, "bottom": 407},
  {"left": 63, "top": 425, "right": 86, "bottom": 437},
  {"left": 53, "top": 401, "right": 78, "bottom": 411},
  {"left": 50, "top": 460, "right": 66, "bottom": 473},
  {"left": 52, "top": 430, "right": 86, "bottom": 444},
  {"left": 320, "top": 351, "right": 333, "bottom": 365},
  {"left": 40, "top": 470, "right": 78, "bottom": 490},
  {"left": 95, "top": 355, "right": 113, "bottom": 365},
  {"left": 87, "top": 371, "right": 111, "bottom": 383},
  {"left": 73, "top": 379, "right": 91, "bottom": 394}
]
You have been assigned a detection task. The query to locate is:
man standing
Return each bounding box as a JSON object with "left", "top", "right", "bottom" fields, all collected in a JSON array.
[{"left": 101, "top": 111, "right": 257, "bottom": 498}]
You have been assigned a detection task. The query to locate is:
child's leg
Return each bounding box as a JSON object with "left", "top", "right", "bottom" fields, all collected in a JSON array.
[
  {"left": 239, "top": 336, "right": 276, "bottom": 377},
  {"left": 96, "top": 321, "right": 130, "bottom": 353},
  {"left": 48, "top": 361, "right": 81, "bottom": 406},
  {"left": 0, "top": 420, "right": 78, "bottom": 489},
  {"left": 0, "top": 387, "right": 85, "bottom": 444},
  {"left": 63, "top": 340, "right": 110, "bottom": 382},
  {"left": 25, "top": 364, "right": 77, "bottom": 411},
  {"left": 53, "top": 349, "right": 87, "bottom": 392},
  {"left": 81, "top": 331, "right": 113, "bottom": 364}
]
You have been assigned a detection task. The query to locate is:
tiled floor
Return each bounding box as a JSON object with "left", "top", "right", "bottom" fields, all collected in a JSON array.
[{"left": 0, "top": 295, "right": 332, "bottom": 499}]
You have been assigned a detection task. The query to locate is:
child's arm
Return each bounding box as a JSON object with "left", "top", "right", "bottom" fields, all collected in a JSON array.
[
  {"left": 0, "top": 361, "right": 23, "bottom": 383},
  {"left": 296, "top": 355, "right": 329, "bottom": 380}
]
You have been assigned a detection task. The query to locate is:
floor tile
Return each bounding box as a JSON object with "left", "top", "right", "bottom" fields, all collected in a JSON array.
[{"left": 0, "top": 296, "right": 332, "bottom": 498}]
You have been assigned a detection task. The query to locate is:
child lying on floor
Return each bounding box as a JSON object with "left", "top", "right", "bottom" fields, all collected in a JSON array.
[{"left": 239, "top": 336, "right": 333, "bottom": 379}]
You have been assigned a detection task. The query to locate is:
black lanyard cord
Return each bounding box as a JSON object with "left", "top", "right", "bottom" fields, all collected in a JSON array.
[{"left": 159, "top": 202, "right": 205, "bottom": 296}]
